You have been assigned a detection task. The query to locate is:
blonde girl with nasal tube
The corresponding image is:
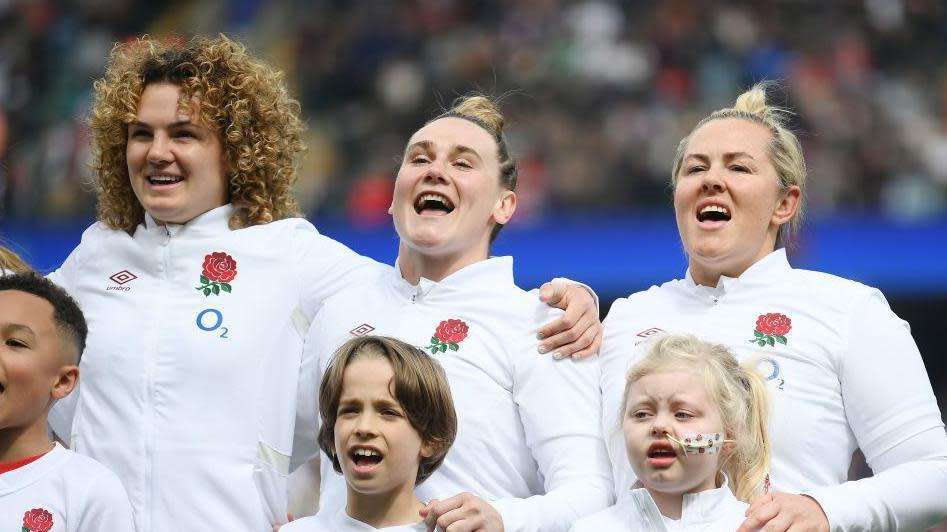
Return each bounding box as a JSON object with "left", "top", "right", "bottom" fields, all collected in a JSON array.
[{"left": 573, "top": 334, "right": 769, "bottom": 531}]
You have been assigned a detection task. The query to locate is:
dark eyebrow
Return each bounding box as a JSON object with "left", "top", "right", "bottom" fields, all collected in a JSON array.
[
  {"left": 406, "top": 140, "right": 434, "bottom": 152},
  {"left": 1, "top": 323, "right": 37, "bottom": 342}
]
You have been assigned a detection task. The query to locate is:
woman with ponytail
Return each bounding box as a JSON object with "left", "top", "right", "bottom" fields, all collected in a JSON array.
[
  {"left": 572, "top": 334, "right": 769, "bottom": 531},
  {"left": 293, "top": 94, "right": 612, "bottom": 532},
  {"left": 598, "top": 83, "right": 947, "bottom": 531}
]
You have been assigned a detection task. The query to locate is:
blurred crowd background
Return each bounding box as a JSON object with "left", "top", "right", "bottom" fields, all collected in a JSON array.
[
  {"left": 2, "top": 1, "right": 947, "bottom": 526},
  {"left": 3, "top": 0, "right": 947, "bottom": 224}
]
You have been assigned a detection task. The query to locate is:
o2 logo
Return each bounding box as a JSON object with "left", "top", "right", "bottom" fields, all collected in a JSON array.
[
  {"left": 196, "top": 308, "right": 229, "bottom": 338},
  {"left": 755, "top": 358, "right": 785, "bottom": 390}
]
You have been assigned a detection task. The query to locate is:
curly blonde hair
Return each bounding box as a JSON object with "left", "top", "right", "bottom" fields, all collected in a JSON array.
[{"left": 89, "top": 34, "right": 305, "bottom": 232}]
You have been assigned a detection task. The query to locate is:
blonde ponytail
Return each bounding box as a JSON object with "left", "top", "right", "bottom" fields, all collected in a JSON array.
[{"left": 723, "top": 362, "right": 771, "bottom": 501}]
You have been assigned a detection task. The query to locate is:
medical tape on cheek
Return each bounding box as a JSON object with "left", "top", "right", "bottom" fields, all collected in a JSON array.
[{"left": 664, "top": 432, "right": 732, "bottom": 455}]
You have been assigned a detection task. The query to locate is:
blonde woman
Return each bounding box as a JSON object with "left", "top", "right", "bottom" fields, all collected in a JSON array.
[{"left": 599, "top": 83, "right": 947, "bottom": 531}]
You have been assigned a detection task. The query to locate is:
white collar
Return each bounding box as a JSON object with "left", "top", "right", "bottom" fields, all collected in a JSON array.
[
  {"left": 630, "top": 473, "right": 741, "bottom": 526},
  {"left": 391, "top": 256, "right": 514, "bottom": 301},
  {"left": 0, "top": 443, "right": 69, "bottom": 495},
  {"left": 333, "top": 506, "right": 426, "bottom": 531},
  {"left": 683, "top": 249, "right": 792, "bottom": 298},
  {"left": 142, "top": 204, "right": 235, "bottom": 237}
]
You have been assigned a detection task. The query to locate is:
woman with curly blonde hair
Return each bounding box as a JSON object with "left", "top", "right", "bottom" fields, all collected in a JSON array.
[
  {"left": 47, "top": 35, "right": 599, "bottom": 532},
  {"left": 45, "top": 34, "right": 385, "bottom": 532}
]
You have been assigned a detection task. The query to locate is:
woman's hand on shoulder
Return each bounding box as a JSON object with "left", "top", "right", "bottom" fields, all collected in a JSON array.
[
  {"left": 536, "top": 281, "right": 602, "bottom": 360},
  {"left": 737, "top": 492, "right": 829, "bottom": 532},
  {"left": 420, "top": 492, "right": 504, "bottom": 532}
]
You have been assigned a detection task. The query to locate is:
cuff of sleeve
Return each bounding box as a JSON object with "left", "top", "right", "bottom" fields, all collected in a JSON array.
[
  {"left": 802, "top": 487, "right": 847, "bottom": 532},
  {"left": 490, "top": 498, "right": 525, "bottom": 532}
]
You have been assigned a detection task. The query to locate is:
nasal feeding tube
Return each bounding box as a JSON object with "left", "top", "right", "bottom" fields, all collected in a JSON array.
[{"left": 664, "top": 431, "right": 734, "bottom": 455}]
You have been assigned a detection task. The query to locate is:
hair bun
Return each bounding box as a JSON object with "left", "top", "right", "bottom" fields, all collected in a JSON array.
[{"left": 450, "top": 95, "right": 505, "bottom": 138}]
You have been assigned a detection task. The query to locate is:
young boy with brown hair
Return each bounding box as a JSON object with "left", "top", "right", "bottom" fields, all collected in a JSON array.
[
  {"left": 0, "top": 273, "right": 133, "bottom": 530},
  {"left": 283, "top": 336, "right": 456, "bottom": 531}
]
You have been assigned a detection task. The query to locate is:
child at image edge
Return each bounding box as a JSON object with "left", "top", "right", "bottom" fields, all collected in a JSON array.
[
  {"left": 0, "top": 273, "right": 134, "bottom": 530},
  {"left": 282, "top": 336, "right": 457, "bottom": 531},
  {"left": 572, "top": 334, "right": 770, "bottom": 531}
]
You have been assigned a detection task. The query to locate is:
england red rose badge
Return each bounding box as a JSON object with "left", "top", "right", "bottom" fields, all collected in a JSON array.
[
  {"left": 22, "top": 508, "right": 54, "bottom": 532},
  {"left": 196, "top": 251, "right": 237, "bottom": 296},
  {"left": 749, "top": 312, "right": 791, "bottom": 347},
  {"left": 427, "top": 319, "right": 469, "bottom": 353}
]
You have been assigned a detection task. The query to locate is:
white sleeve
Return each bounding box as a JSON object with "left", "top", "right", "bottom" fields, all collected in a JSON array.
[
  {"left": 804, "top": 290, "right": 947, "bottom": 531},
  {"left": 292, "top": 303, "right": 329, "bottom": 471},
  {"left": 291, "top": 223, "right": 385, "bottom": 321},
  {"left": 490, "top": 313, "right": 614, "bottom": 532},
  {"left": 46, "top": 236, "right": 89, "bottom": 442},
  {"left": 598, "top": 301, "right": 643, "bottom": 499},
  {"left": 75, "top": 469, "right": 136, "bottom": 530}
]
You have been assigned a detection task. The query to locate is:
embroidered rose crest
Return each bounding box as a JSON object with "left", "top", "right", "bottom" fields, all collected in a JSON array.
[
  {"left": 427, "top": 319, "right": 469, "bottom": 353},
  {"left": 196, "top": 251, "right": 237, "bottom": 296},
  {"left": 22, "top": 508, "right": 54, "bottom": 532},
  {"left": 749, "top": 312, "right": 791, "bottom": 347}
]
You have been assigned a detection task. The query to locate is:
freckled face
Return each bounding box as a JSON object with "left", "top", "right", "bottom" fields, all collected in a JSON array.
[{"left": 126, "top": 82, "right": 228, "bottom": 225}]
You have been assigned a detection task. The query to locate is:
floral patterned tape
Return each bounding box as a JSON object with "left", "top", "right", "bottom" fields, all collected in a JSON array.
[{"left": 664, "top": 431, "right": 733, "bottom": 455}]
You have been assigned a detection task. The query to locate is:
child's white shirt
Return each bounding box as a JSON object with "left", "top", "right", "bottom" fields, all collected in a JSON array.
[
  {"left": 0, "top": 443, "right": 134, "bottom": 531},
  {"left": 570, "top": 475, "right": 747, "bottom": 532},
  {"left": 281, "top": 507, "right": 425, "bottom": 532}
]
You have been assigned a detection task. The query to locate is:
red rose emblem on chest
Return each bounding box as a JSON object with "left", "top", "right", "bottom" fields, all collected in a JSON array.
[
  {"left": 428, "top": 319, "right": 469, "bottom": 353},
  {"left": 196, "top": 251, "right": 237, "bottom": 296},
  {"left": 202, "top": 252, "right": 238, "bottom": 283},
  {"left": 750, "top": 312, "right": 792, "bottom": 347},
  {"left": 756, "top": 313, "right": 791, "bottom": 336},
  {"left": 435, "top": 319, "right": 469, "bottom": 343},
  {"left": 22, "top": 508, "right": 54, "bottom": 532}
]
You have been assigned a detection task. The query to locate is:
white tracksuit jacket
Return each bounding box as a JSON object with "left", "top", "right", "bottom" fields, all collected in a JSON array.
[
  {"left": 47, "top": 205, "right": 382, "bottom": 531},
  {"left": 570, "top": 474, "right": 747, "bottom": 532}
]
